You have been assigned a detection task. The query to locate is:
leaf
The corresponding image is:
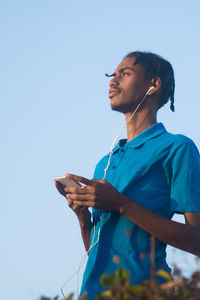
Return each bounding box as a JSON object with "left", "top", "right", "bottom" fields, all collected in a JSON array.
[
  {"left": 64, "top": 293, "right": 74, "bottom": 300},
  {"left": 117, "top": 268, "right": 130, "bottom": 284},
  {"left": 100, "top": 273, "right": 111, "bottom": 289},
  {"left": 99, "top": 290, "right": 112, "bottom": 298},
  {"left": 127, "top": 285, "right": 142, "bottom": 295},
  {"left": 156, "top": 269, "right": 172, "bottom": 281}
]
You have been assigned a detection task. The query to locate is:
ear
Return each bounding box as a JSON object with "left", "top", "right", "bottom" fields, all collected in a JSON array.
[{"left": 148, "top": 77, "right": 162, "bottom": 95}]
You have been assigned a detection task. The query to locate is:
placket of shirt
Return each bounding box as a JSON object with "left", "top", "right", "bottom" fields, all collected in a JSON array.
[
  {"left": 87, "top": 147, "right": 127, "bottom": 283},
  {"left": 90, "top": 145, "right": 127, "bottom": 272},
  {"left": 109, "top": 145, "right": 127, "bottom": 175}
]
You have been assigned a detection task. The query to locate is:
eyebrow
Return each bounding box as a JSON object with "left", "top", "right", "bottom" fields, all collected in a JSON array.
[
  {"left": 118, "top": 67, "right": 136, "bottom": 73},
  {"left": 105, "top": 67, "right": 136, "bottom": 78}
]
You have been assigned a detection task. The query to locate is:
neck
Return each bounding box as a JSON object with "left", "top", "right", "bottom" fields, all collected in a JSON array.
[{"left": 125, "top": 108, "right": 157, "bottom": 142}]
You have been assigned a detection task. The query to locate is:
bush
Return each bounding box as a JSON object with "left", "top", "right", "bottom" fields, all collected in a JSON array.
[
  {"left": 39, "top": 264, "right": 200, "bottom": 300},
  {"left": 39, "top": 238, "right": 200, "bottom": 299}
]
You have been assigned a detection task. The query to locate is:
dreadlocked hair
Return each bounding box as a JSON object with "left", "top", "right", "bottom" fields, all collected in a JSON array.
[{"left": 125, "top": 51, "right": 175, "bottom": 112}]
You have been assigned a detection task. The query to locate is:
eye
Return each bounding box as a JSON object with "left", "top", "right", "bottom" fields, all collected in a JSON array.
[{"left": 122, "top": 71, "right": 130, "bottom": 76}]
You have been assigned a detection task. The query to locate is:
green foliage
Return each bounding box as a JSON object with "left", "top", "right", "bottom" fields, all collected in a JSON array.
[
  {"left": 97, "top": 268, "right": 132, "bottom": 300},
  {"left": 39, "top": 241, "right": 200, "bottom": 300},
  {"left": 39, "top": 264, "right": 200, "bottom": 300},
  {"left": 38, "top": 294, "right": 73, "bottom": 300},
  {"left": 95, "top": 265, "right": 200, "bottom": 300}
]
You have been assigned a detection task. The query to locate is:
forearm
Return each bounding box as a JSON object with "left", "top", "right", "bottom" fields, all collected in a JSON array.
[
  {"left": 119, "top": 194, "right": 200, "bottom": 256},
  {"left": 64, "top": 175, "right": 200, "bottom": 255},
  {"left": 78, "top": 215, "right": 92, "bottom": 252}
]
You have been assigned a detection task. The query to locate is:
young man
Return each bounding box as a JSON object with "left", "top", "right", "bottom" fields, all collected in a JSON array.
[{"left": 55, "top": 51, "right": 200, "bottom": 299}]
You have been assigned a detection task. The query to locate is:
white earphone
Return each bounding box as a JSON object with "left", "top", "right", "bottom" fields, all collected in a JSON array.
[{"left": 146, "top": 86, "right": 155, "bottom": 95}]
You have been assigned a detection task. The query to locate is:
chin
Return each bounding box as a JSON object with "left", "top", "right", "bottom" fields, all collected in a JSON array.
[
  {"left": 110, "top": 102, "right": 130, "bottom": 114},
  {"left": 110, "top": 98, "right": 122, "bottom": 111}
]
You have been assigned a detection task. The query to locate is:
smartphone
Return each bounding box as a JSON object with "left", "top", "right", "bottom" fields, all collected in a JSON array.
[{"left": 55, "top": 176, "right": 80, "bottom": 188}]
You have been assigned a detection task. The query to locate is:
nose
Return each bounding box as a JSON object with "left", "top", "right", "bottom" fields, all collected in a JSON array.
[{"left": 109, "top": 76, "right": 119, "bottom": 88}]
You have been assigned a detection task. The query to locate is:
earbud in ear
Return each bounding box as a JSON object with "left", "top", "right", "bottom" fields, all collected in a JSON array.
[{"left": 146, "top": 86, "right": 155, "bottom": 95}]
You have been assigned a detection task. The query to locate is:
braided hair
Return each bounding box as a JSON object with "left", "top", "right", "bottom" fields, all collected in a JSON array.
[{"left": 125, "top": 51, "right": 175, "bottom": 112}]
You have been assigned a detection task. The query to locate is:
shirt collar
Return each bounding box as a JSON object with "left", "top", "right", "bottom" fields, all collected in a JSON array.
[{"left": 112, "top": 123, "right": 167, "bottom": 153}]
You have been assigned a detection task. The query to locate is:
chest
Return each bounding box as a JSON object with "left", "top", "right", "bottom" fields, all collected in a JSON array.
[{"left": 104, "top": 146, "right": 170, "bottom": 191}]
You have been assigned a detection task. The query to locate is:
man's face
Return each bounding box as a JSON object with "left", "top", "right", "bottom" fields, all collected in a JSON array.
[{"left": 108, "top": 57, "right": 151, "bottom": 113}]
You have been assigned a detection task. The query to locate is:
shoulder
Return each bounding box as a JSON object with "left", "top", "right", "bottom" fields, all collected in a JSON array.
[
  {"left": 146, "top": 128, "right": 200, "bottom": 166},
  {"left": 163, "top": 133, "right": 200, "bottom": 167},
  {"left": 160, "top": 130, "right": 199, "bottom": 154},
  {"left": 169, "top": 133, "right": 196, "bottom": 146}
]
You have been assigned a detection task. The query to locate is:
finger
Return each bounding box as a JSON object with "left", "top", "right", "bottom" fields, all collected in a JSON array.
[
  {"left": 67, "top": 198, "right": 73, "bottom": 207},
  {"left": 91, "top": 178, "right": 108, "bottom": 185},
  {"left": 55, "top": 181, "right": 66, "bottom": 196},
  {"left": 66, "top": 173, "right": 92, "bottom": 186},
  {"left": 67, "top": 193, "right": 95, "bottom": 202},
  {"left": 67, "top": 198, "right": 82, "bottom": 211},
  {"left": 65, "top": 185, "right": 92, "bottom": 194},
  {"left": 73, "top": 200, "right": 94, "bottom": 208}
]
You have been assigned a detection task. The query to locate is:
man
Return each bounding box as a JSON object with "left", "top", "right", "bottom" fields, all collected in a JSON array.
[{"left": 55, "top": 51, "right": 200, "bottom": 299}]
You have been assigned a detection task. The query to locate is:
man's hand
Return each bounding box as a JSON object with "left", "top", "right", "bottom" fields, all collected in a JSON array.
[
  {"left": 55, "top": 176, "right": 92, "bottom": 252},
  {"left": 54, "top": 179, "right": 91, "bottom": 221},
  {"left": 64, "top": 173, "right": 129, "bottom": 212}
]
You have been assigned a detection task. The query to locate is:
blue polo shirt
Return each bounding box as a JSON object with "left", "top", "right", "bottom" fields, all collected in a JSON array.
[{"left": 80, "top": 123, "right": 200, "bottom": 299}]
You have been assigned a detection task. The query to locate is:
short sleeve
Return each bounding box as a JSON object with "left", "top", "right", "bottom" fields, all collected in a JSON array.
[{"left": 170, "top": 141, "right": 200, "bottom": 213}]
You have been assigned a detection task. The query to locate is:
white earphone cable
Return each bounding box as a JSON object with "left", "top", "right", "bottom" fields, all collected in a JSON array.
[
  {"left": 60, "top": 87, "right": 152, "bottom": 299},
  {"left": 61, "top": 222, "right": 101, "bottom": 299},
  {"left": 103, "top": 89, "right": 151, "bottom": 179}
]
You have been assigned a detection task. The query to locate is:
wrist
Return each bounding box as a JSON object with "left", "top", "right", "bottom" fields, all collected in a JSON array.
[
  {"left": 118, "top": 195, "right": 133, "bottom": 215},
  {"left": 77, "top": 211, "right": 92, "bottom": 227},
  {"left": 79, "top": 219, "right": 92, "bottom": 229}
]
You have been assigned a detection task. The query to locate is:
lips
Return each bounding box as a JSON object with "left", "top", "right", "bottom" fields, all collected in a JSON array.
[{"left": 108, "top": 88, "right": 121, "bottom": 98}]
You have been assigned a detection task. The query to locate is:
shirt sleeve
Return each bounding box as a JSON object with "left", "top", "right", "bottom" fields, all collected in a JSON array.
[{"left": 170, "top": 140, "right": 200, "bottom": 213}]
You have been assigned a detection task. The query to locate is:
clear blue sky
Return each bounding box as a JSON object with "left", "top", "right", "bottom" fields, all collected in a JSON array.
[{"left": 1, "top": 1, "right": 200, "bottom": 299}]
